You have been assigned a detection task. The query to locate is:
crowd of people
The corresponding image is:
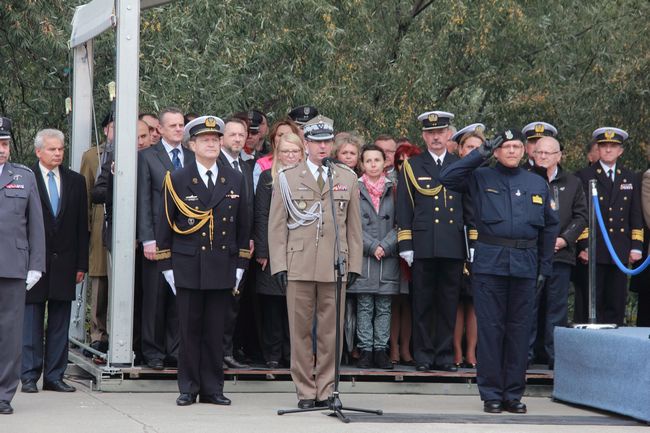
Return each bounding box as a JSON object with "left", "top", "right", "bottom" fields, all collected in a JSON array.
[{"left": 0, "top": 104, "right": 649, "bottom": 416}]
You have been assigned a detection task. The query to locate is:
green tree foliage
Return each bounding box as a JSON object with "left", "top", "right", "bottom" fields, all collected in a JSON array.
[{"left": 1, "top": 0, "right": 649, "bottom": 170}]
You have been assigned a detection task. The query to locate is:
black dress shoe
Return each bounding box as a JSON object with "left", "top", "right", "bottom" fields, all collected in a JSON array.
[
  {"left": 315, "top": 399, "right": 329, "bottom": 408},
  {"left": 0, "top": 400, "right": 13, "bottom": 415},
  {"left": 483, "top": 400, "right": 502, "bottom": 414},
  {"left": 297, "top": 399, "right": 315, "bottom": 409},
  {"left": 415, "top": 363, "right": 429, "bottom": 372},
  {"left": 434, "top": 363, "right": 458, "bottom": 372},
  {"left": 357, "top": 350, "right": 373, "bottom": 369},
  {"left": 199, "top": 394, "right": 231, "bottom": 405},
  {"left": 266, "top": 361, "right": 280, "bottom": 369},
  {"left": 176, "top": 393, "right": 196, "bottom": 406},
  {"left": 504, "top": 399, "right": 527, "bottom": 413},
  {"left": 223, "top": 356, "right": 249, "bottom": 369},
  {"left": 43, "top": 380, "right": 76, "bottom": 392},
  {"left": 21, "top": 380, "right": 38, "bottom": 393},
  {"left": 147, "top": 358, "right": 164, "bottom": 370},
  {"left": 374, "top": 350, "right": 394, "bottom": 370}
]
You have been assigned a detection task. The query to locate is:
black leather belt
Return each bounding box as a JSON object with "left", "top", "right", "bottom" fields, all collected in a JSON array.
[{"left": 478, "top": 234, "right": 537, "bottom": 249}]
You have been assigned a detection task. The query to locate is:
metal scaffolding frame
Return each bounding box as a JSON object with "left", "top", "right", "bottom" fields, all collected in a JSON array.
[{"left": 69, "top": 0, "right": 173, "bottom": 374}]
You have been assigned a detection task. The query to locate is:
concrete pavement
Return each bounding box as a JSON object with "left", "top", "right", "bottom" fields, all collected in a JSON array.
[{"left": 3, "top": 381, "right": 648, "bottom": 433}]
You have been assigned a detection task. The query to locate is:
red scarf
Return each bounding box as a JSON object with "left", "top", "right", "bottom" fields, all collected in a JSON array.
[{"left": 361, "top": 174, "right": 386, "bottom": 213}]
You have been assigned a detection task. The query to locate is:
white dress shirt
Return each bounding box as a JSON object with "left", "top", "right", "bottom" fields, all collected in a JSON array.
[
  {"left": 39, "top": 163, "right": 61, "bottom": 198},
  {"left": 306, "top": 158, "right": 328, "bottom": 184},
  {"left": 599, "top": 160, "right": 616, "bottom": 181},
  {"left": 196, "top": 161, "right": 219, "bottom": 188},
  {"left": 221, "top": 150, "right": 242, "bottom": 172},
  {"left": 162, "top": 139, "right": 185, "bottom": 167},
  {"left": 428, "top": 149, "right": 447, "bottom": 165}
]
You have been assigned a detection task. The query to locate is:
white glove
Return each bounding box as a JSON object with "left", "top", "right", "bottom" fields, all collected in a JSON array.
[
  {"left": 399, "top": 250, "right": 414, "bottom": 267},
  {"left": 162, "top": 270, "right": 176, "bottom": 295},
  {"left": 233, "top": 268, "right": 244, "bottom": 295},
  {"left": 469, "top": 248, "right": 475, "bottom": 263},
  {"left": 26, "top": 270, "right": 42, "bottom": 291}
]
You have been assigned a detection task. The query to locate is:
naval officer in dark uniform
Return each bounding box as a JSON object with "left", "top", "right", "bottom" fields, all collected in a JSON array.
[
  {"left": 574, "top": 127, "right": 643, "bottom": 325},
  {"left": 396, "top": 110, "right": 466, "bottom": 372},
  {"left": 0, "top": 117, "right": 46, "bottom": 415},
  {"left": 156, "top": 115, "right": 251, "bottom": 407},
  {"left": 440, "top": 129, "right": 559, "bottom": 414}
]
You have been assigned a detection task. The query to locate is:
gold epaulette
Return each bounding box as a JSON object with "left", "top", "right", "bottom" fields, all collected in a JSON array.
[
  {"left": 577, "top": 228, "right": 589, "bottom": 241},
  {"left": 402, "top": 159, "right": 444, "bottom": 197},
  {"left": 632, "top": 229, "right": 644, "bottom": 242},
  {"left": 163, "top": 171, "right": 215, "bottom": 248},
  {"left": 468, "top": 229, "right": 478, "bottom": 241},
  {"left": 155, "top": 249, "right": 171, "bottom": 260},
  {"left": 239, "top": 248, "right": 251, "bottom": 259},
  {"left": 397, "top": 229, "right": 412, "bottom": 242}
]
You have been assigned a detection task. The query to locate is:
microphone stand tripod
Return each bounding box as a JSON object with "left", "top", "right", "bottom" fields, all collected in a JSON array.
[{"left": 277, "top": 160, "right": 383, "bottom": 423}]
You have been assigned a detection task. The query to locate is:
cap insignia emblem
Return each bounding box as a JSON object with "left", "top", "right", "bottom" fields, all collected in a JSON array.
[
  {"left": 505, "top": 130, "right": 513, "bottom": 140},
  {"left": 534, "top": 124, "right": 545, "bottom": 133},
  {"left": 205, "top": 117, "right": 217, "bottom": 128},
  {"left": 303, "top": 107, "right": 310, "bottom": 115},
  {"left": 428, "top": 114, "right": 438, "bottom": 123},
  {"left": 475, "top": 125, "right": 484, "bottom": 133},
  {"left": 604, "top": 130, "right": 615, "bottom": 140}
]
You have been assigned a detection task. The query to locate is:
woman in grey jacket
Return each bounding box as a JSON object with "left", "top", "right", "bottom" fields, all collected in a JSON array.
[{"left": 348, "top": 145, "right": 399, "bottom": 369}]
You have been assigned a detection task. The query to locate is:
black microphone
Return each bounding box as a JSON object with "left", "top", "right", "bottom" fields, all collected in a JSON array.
[{"left": 321, "top": 157, "right": 340, "bottom": 167}]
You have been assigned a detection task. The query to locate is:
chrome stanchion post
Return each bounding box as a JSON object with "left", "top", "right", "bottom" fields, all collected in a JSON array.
[{"left": 588, "top": 179, "right": 597, "bottom": 324}]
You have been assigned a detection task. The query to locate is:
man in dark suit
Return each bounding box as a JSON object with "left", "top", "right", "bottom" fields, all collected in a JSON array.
[
  {"left": 137, "top": 107, "right": 194, "bottom": 369},
  {"left": 156, "top": 115, "right": 250, "bottom": 406},
  {"left": 396, "top": 110, "right": 465, "bottom": 372},
  {"left": 21, "top": 129, "right": 89, "bottom": 393},
  {"left": 575, "top": 127, "right": 643, "bottom": 325},
  {"left": 0, "top": 117, "right": 46, "bottom": 414},
  {"left": 218, "top": 117, "right": 256, "bottom": 368}
]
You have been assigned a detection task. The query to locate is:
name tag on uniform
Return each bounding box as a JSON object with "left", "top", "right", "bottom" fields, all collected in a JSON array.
[
  {"left": 184, "top": 195, "right": 199, "bottom": 201},
  {"left": 620, "top": 183, "right": 633, "bottom": 190},
  {"left": 417, "top": 177, "right": 431, "bottom": 181},
  {"left": 532, "top": 194, "right": 543, "bottom": 205},
  {"left": 5, "top": 184, "right": 24, "bottom": 189}
]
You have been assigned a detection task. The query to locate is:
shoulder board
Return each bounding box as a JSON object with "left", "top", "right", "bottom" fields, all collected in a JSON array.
[
  {"left": 278, "top": 163, "right": 299, "bottom": 174},
  {"left": 10, "top": 163, "right": 33, "bottom": 173},
  {"left": 333, "top": 162, "right": 356, "bottom": 175}
]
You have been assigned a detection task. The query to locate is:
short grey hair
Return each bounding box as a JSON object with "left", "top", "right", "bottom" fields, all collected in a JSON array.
[{"left": 34, "top": 129, "right": 65, "bottom": 150}]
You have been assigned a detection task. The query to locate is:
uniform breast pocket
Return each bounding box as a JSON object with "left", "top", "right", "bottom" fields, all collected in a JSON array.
[
  {"left": 292, "top": 190, "right": 314, "bottom": 209},
  {"left": 333, "top": 191, "right": 350, "bottom": 214},
  {"left": 5, "top": 188, "right": 28, "bottom": 215},
  {"left": 480, "top": 189, "right": 505, "bottom": 224},
  {"left": 527, "top": 191, "right": 546, "bottom": 227}
]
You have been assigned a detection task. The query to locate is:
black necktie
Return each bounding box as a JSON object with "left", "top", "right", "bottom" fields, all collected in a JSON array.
[
  {"left": 232, "top": 160, "right": 240, "bottom": 172},
  {"left": 206, "top": 170, "right": 215, "bottom": 191},
  {"left": 608, "top": 169, "right": 614, "bottom": 183},
  {"left": 436, "top": 159, "right": 442, "bottom": 167}
]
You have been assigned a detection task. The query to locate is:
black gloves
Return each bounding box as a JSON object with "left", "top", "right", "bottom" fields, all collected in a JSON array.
[
  {"left": 536, "top": 274, "right": 547, "bottom": 296},
  {"left": 274, "top": 271, "right": 288, "bottom": 291},
  {"left": 478, "top": 135, "right": 505, "bottom": 157},
  {"left": 346, "top": 272, "right": 359, "bottom": 289}
]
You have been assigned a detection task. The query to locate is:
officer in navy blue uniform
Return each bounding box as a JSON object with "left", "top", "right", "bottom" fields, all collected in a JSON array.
[
  {"left": 522, "top": 121, "right": 558, "bottom": 171},
  {"left": 574, "top": 127, "right": 643, "bottom": 325},
  {"left": 156, "top": 116, "right": 251, "bottom": 407},
  {"left": 396, "top": 110, "right": 466, "bottom": 372},
  {"left": 440, "top": 129, "right": 559, "bottom": 414}
]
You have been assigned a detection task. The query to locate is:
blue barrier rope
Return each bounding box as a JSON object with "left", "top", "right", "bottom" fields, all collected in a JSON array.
[{"left": 592, "top": 195, "right": 650, "bottom": 275}]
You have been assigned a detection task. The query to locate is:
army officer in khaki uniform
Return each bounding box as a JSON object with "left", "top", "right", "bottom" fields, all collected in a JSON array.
[{"left": 268, "top": 115, "right": 362, "bottom": 409}]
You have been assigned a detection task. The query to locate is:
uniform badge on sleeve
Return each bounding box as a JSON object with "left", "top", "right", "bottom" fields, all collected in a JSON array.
[{"left": 532, "top": 194, "right": 543, "bottom": 205}]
